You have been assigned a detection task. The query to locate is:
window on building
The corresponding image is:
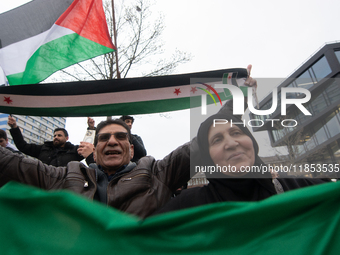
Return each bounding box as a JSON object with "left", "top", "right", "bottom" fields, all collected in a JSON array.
[
  {"left": 325, "top": 111, "right": 340, "bottom": 138},
  {"left": 293, "top": 144, "right": 306, "bottom": 157},
  {"left": 330, "top": 141, "right": 340, "bottom": 164},
  {"left": 272, "top": 130, "right": 282, "bottom": 142},
  {"left": 304, "top": 130, "right": 316, "bottom": 151},
  {"left": 17, "top": 119, "right": 25, "bottom": 126},
  {"left": 334, "top": 50, "right": 340, "bottom": 66},
  {"left": 312, "top": 122, "right": 328, "bottom": 145},
  {"left": 325, "top": 79, "right": 340, "bottom": 105},
  {"left": 310, "top": 91, "right": 328, "bottom": 116},
  {"left": 311, "top": 56, "right": 332, "bottom": 81},
  {"left": 295, "top": 70, "right": 314, "bottom": 90}
]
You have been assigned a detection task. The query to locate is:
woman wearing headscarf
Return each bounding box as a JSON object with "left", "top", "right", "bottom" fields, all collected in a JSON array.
[{"left": 154, "top": 78, "right": 327, "bottom": 214}]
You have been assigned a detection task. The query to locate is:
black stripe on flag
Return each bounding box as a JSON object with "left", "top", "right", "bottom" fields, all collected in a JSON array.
[
  {"left": 0, "top": 0, "right": 73, "bottom": 48},
  {"left": 0, "top": 68, "right": 248, "bottom": 96}
]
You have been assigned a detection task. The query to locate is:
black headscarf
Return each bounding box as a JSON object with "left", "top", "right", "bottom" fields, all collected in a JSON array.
[
  {"left": 154, "top": 103, "right": 324, "bottom": 215},
  {"left": 196, "top": 109, "right": 277, "bottom": 202}
]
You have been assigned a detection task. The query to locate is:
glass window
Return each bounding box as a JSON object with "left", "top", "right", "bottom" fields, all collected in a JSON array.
[
  {"left": 311, "top": 56, "right": 331, "bottom": 81},
  {"left": 293, "top": 144, "right": 306, "bottom": 157},
  {"left": 17, "top": 119, "right": 25, "bottom": 125},
  {"left": 334, "top": 50, "right": 340, "bottom": 65},
  {"left": 325, "top": 79, "right": 340, "bottom": 105},
  {"left": 308, "top": 146, "right": 332, "bottom": 164},
  {"left": 310, "top": 92, "right": 327, "bottom": 115},
  {"left": 295, "top": 70, "right": 314, "bottom": 90},
  {"left": 284, "top": 82, "right": 299, "bottom": 98},
  {"left": 251, "top": 115, "right": 264, "bottom": 127},
  {"left": 272, "top": 130, "right": 282, "bottom": 142},
  {"left": 325, "top": 111, "right": 340, "bottom": 138},
  {"left": 296, "top": 106, "right": 313, "bottom": 124},
  {"left": 312, "top": 122, "right": 328, "bottom": 145},
  {"left": 330, "top": 141, "right": 340, "bottom": 164},
  {"left": 304, "top": 130, "right": 316, "bottom": 151}
]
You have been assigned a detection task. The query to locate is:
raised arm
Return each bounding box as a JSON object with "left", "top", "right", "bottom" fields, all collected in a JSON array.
[
  {"left": 0, "top": 147, "right": 66, "bottom": 189},
  {"left": 8, "top": 116, "right": 43, "bottom": 157}
]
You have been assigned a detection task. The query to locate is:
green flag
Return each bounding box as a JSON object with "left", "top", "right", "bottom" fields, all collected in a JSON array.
[{"left": 1, "top": 181, "right": 339, "bottom": 254}]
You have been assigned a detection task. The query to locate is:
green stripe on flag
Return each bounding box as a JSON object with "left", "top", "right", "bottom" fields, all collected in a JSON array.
[
  {"left": 0, "top": 87, "right": 249, "bottom": 117},
  {"left": 0, "top": 97, "right": 194, "bottom": 117},
  {"left": 7, "top": 34, "right": 114, "bottom": 85}
]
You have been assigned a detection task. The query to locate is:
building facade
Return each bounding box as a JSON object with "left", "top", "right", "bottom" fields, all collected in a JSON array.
[
  {"left": 0, "top": 113, "right": 66, "bottom": 146},
  {"left": 251, "top": 42, "right": 340, "bottom": 177}
]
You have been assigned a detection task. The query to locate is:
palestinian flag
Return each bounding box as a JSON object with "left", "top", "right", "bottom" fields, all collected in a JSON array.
[
  {"left": 0, "top": 68, "right": 249, "bottom": 117},
  {"left": 0, "top": 0, "right": 115, "bottom": 86},
  {"left": 1, "top": 181, "right": 340, "bottom": 254}
]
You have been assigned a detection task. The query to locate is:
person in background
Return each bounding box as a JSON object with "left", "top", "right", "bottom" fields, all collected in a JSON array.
[
  {"left": 0, "top": 129, "right": 21, "bottom": 154},
  {"left": 119, "top": 115, "right": 147, "bottom": 162},
  {"left": 7, "top": 116, "right": 94, "bottom": 166}
]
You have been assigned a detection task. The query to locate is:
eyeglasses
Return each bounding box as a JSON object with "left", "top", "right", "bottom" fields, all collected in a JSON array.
[{"left": 96, "top": 132, "right": 129, "bottom": 143}]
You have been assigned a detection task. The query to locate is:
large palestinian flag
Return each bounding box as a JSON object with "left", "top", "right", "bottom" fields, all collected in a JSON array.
[
  {"left": 0, "top": 0, "right": 115, "bottom": 86},
  {"left": 0, "top": 68, "right": 249, "bottom": 117},
  {"left": 1, "top": 181, "right": 340, "bottom": 254}
]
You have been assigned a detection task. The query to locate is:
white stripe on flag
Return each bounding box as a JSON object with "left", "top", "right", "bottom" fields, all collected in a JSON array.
[
  {"left": 0, "top": 25, "right": 74, "bottom": 76},
  {"left": 0, "top": 82, "right": 227, "bottom": 108}
]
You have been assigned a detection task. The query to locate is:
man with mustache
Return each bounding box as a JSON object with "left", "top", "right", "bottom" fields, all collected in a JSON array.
[
  {"left": 0, "top": 118, "right": 190, "bottom": 218},
  {"left": 7, "top": 116, "right": 94, "bottom": 167}
]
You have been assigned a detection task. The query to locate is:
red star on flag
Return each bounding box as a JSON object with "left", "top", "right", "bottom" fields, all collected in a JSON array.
[
  {"left": 4, "top": 96, "right": 13, "bottom": 104},
  {"left": 190, "top": 87, "right": 197, "bottom": 94},
  {"left": 174, "top": 88, "right": 181, "bottom": 96}
]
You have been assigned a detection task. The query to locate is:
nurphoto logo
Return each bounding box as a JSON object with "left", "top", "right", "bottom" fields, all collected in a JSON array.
[{"left": 201, "top": 84, "right": 312, "bottom": 116}]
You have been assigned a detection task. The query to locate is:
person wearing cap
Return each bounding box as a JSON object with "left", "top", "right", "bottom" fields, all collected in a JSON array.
[{"left": 119, "top": 115, "right": 147, "bottom": 162}]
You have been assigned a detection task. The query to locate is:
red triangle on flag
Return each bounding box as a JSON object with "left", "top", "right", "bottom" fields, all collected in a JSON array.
[{"left": 55, "top": 0, "right": 115, "bottom": 50}]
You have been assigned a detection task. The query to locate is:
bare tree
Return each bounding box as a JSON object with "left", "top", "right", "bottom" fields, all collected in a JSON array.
[{"left": 46, "top": 0, "right": 191, "bottom": 82}]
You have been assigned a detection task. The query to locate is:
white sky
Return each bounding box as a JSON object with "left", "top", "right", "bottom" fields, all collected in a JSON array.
[{"left": 1, "top": 0, "right": 340, "bottom": 159}]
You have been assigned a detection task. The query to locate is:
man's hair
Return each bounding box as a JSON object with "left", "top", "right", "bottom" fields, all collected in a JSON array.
[
  {"left": 119, "top": 115, "right": 134, "bottom": 124},
  {"left": 94, "top": 119, "right": 132, "bottom": 146},
  {"left": 53, "top": 128, "right": 68, "bottom": 137},
  {"left": 0, "top": 129, "right": 7, "bottom": 140}
]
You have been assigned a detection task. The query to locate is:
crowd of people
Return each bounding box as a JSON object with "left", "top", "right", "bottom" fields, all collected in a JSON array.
[{"left": 0, "top": 66, "right": 333, "bottom": 220}]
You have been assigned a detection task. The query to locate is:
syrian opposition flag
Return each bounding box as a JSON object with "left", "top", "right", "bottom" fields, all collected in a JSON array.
[
  {"left": 0, "top": 68, "right": 249, "bottom": 117},
  {"left": 0, "top": 0, "right": 115, "bottom": 86}
]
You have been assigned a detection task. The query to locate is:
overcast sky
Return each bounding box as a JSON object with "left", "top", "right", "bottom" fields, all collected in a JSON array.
[{"left": 1, "top": 0, "right": 339, "bottom": 159}]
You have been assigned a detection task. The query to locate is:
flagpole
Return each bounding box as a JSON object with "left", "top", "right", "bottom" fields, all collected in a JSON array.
[
  {"left": 111, "top": 0, "right": 120, "bottom": 79},
  {"left": 107, "top": 0, "right": 120, "bottom": 120}
]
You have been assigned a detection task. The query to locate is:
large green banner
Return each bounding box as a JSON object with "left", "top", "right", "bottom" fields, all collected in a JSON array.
[{"left": 1, "top": 181, "right": 339, "bottom": 255}]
